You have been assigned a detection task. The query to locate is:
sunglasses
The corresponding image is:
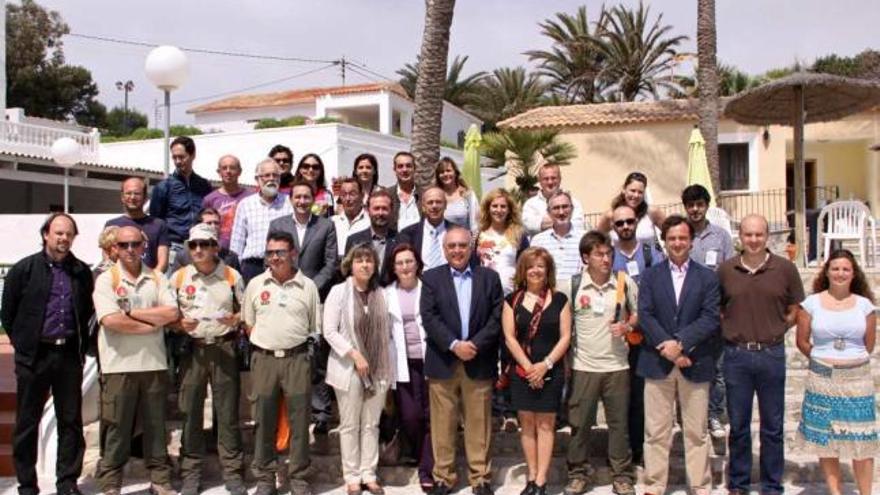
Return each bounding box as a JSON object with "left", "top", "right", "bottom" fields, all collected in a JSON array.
[
  {"left": 614, "top": 218, "right": 637, "bottom": 227},
  {"left": 188, "top": 240, "right": 217, "bottom": 250},
  {"left": 265, "top": 249, "right": 290, "bottom": 258},
  {"left": 116, "top": 241, "right": 144, "bottom": 250},
  {"left": 299, "top": 163, "right": 321, "bottom": 171},
  {"left": 273, "top": 157, "right": 292, "bottom": 164}
]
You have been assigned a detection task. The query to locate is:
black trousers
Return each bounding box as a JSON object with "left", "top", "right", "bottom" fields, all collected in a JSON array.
[{"left": 14, "top": 342, "right": 84, "bottom": 495}]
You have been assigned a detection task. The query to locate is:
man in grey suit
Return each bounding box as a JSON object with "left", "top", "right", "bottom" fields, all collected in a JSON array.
[{"left": 268, "top": 179, "right": 339, "bottom": 434}]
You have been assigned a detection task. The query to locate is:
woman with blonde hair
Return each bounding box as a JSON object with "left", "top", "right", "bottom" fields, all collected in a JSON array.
[
  {"left": 796, "top": 249, "right": 878, "bottom": 495},
  {"left": 324, "top": 244, "right": 396, "bottom": 495},
  {"left": 476, "top": 188, "right": 529, "bottom": 296},
  {"left": 434, "top": 157, "right": 479, "bottom": 234},
  {"left": 502, "top": 247, "right": 571, "bottom": 495}
]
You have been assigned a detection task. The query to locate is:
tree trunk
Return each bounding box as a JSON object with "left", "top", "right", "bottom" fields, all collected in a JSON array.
[
  {"left": 411, "top": 0, "right": 456, "bottom": 189},
  {"left": 697, "top": 0, "right": 720, "bottom": 197}
]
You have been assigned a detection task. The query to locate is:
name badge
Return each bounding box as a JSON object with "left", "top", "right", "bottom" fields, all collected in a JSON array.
[
  {"left": 626, "top": 260, "right": 640, "bottom": 277},
  {"left": 705, "top": 250, "right": 719, "bottom": 267},
  {"left": 193, "top": 291, "right": 209, "bottom": 308},
  {"left": 279, "top": 292, "right": 289, "bottom": 307},
  {"left": 205, "top": 336, "right": 215, "bottom": 345},
  {"left": 834, "top": 338, "right": 846, "bottom": 351},
  {"left": 274, "top": 349, "right": 285, "bottom": 358},
  {"left": 592, "top": 296, "right": 606, "bottom": 315}
]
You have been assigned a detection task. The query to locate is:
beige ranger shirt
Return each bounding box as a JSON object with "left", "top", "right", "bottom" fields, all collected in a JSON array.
[
  {"left": 568, "top": 271, "right": 639, "bottom": 373},
  {"left": 171, "top": 262, "right": 245, "bottom": 340},
  {"left": 93, "top": 262, "right": 177, "bottom": 374},
  {"left": 243, "top": 269, "right": 321, "bottom": 351}
]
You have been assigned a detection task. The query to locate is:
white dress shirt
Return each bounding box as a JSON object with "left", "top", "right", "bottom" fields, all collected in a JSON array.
[
  {"left": 331, "top": 210, "right": 370, "bottom": 256},
  {"left": 669, "top": 259, "right": 689, "bottom": 305}
]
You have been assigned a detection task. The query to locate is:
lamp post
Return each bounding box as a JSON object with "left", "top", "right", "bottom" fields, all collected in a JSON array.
[
  {"left": 145, "top": 46, "right": 189, "bottom": 176},
  {"left": 51, "top": 137, "right": 82, "bottom": 213},
  {"left": 115, "top": 80, "right": 135, "bottom": 135}
]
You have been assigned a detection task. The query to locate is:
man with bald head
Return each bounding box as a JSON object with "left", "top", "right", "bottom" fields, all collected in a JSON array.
[
  {"left": 106, "top": 176, "right": 170, "bottom": 272},
  {"left": 229, "top": 159, "right": 293, "bottom": 282},
  {"left": 421, "top": 226, "right": 503, "bottom": 495},
  {"left": 398, "top": 186, "right": 457, "bottom": 270},
  {"left": 2, "top": 213, "right": 95, "bottom": 495},
  {"left": 203, "top": 154, "right": 254, "bottom": 251},
  {"left": 717, "top": 214, "right": 804, "bottom": 495}
]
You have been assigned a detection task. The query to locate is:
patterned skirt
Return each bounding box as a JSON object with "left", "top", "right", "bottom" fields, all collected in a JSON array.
[{"left": 795, "top": 358, "right": 880, "bottom": 459}]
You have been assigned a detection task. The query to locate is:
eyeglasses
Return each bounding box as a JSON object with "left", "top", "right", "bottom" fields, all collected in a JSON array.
[
  {"left": 265, "top": 249, "right": 290, "bottom": 258},
  {"left": 300, "top": 163, "right": 321, "bottom": 171},
  {"left": 116, "top": 241, "right": 144, "bottom": 250},
  {"left": 614, "top": 218, "right": 637, "bottom": 227},
  {"left": 188, "top": 240, "right": 217, "bottom": 250},
  {"left": 273, "top": 157, "right": 292, "bottom": 164}
]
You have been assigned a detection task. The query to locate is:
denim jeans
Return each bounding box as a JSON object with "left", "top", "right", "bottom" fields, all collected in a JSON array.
[
  {"left": 723, "top": 343, "right": 786, "bottom": 494},
  {"left": 708, "top": 352, "right": 726, "bottom": 421}
]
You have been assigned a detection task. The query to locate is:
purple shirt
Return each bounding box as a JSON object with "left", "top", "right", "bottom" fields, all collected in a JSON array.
[
  {"left": 42, "top": 262, "right": 76, "bottom": 339},
  {"left": 202, "top": 188, "right": 255, "bottom": 249}
]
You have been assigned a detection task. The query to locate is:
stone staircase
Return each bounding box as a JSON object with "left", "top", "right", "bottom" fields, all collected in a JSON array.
[{"left": 77, "top": 326, "right": 880, "bottom": 492}]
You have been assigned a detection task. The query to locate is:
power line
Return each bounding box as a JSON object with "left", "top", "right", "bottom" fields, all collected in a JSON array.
[
  {"left": 347, "top": 61, "right": 397, "bottom": 82},
  {"left": 68, "top": 32, "right": 339, "bottom": 65}
]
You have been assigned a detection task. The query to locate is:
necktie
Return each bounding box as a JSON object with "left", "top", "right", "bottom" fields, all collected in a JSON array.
[{"left": 427, "top": 228, "right": 443, "bottom": 268}]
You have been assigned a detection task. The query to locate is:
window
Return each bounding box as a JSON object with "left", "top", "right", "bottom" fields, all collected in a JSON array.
[{"left": 719, "top": 143, "right": 749, "bottom": 191}]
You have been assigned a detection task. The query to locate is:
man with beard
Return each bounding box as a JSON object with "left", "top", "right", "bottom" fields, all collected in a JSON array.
[
  {"left": 522, "top": 164, "right": 585, "bottom": 237},
  {"left": 1, "top": 213, "right": 95, "bottom": 495},
  {"left": 202, "top": 155, "right": 254, "bottom": 251},
  {"left": 345, "top": 188, "right": 398, "bottom": 281},
  {"left": 229, "top": 159, "right": 294, "bottom": 282},
  {"left": 268, "top": 144, "right": 295, "bottom": 193},
  {"left": 106, "top": 177, "right": 170, "bottom": 272}
]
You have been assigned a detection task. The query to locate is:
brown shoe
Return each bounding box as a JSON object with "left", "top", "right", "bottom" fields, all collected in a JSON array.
[
  {"left": 563, "top": 477, "right": 589, "bottom": 495},
  {"left": 611, "top": 479, "right": 635, "bottom": 495},
  {"left": 363, "top": 482, "right": 385, "bottom": 495}
]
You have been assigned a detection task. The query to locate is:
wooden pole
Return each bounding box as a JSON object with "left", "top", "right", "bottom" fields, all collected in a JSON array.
[{"left": 793, "top": 85, "right": 806, "bottom": 267}]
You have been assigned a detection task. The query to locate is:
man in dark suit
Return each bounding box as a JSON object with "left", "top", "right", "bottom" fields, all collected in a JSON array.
[
  {"left": 398, "top": 187, "right": 455, "bottom": 271},
  {"left": 637, "top": 215, "right": 720, "bottom": 495},
  {"left": 421, "top": 226, "right": 503, "bottom": 495},
  {"left": 267, "top": 179, "right": 338, "bottom": 434},
  {"left": 344, "top": 188, "right": 398, "bottom": 282},
  {"left": 387, "top": 151, "right": 420, "bottom": 230}
]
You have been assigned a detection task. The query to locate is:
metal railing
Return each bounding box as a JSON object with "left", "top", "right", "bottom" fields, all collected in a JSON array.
[{"left": 0, "top": 121, "right": 100, "bottom": 162}]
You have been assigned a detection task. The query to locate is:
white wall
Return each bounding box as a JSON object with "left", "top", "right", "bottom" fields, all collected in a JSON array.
[
  {"left": 192, "top": 102, "right": 316, "bottom": 133},
  {"left": 0, "top": 213, "right": 116, "bottom": 265},
  {"left": 440, "top": 102, "right": 481, "bottom": 146}
]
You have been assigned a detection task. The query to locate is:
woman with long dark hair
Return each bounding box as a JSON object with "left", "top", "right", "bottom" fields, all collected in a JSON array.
[
  {"left": 294, "top": 153, "right": 334, "bottom": 217},
  {"left": 598, "top": 172, "right": 665, "bottom": 244},
  {"left": 352, "top": 153, "right": 381, "bottom": 206},
  {"left": 324, "top": 244, "right": 395, "bottom": 495},
  {"left": 795, "top": 249, "right": 878, "bottom": 495}
]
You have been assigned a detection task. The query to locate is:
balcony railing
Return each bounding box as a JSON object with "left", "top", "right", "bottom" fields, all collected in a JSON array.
[
  {"left": 0, "top": 121, "right": 100, "bottom": 162},
  {"left": 584, "top": 185, "right": 841, "bottom": 233}
]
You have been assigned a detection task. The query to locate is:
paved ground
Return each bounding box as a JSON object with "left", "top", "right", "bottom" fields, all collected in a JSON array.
[{"left": 0, "top": 478, "right": 851, "bottom": 495}]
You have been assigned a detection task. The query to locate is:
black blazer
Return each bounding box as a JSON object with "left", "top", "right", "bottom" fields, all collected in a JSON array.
[
  {"left": 344, "top": 228, "right": 398, "bottom": 283},
  {"left": 636, "top": 260, "right": 721, "bottom": 382},
  {"left": 420, "top": 264, "right": 503, "bottom": 380},
  {"left": 0, "top": 251, "right": 95, "bottom": 366},
  {"left": 268, "top": 214, "right": 338, "bottom": 300}
]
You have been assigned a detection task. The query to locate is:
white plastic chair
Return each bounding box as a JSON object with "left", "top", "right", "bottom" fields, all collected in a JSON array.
[
  {"left": 817, "top": 200, "right": 876, "bottom": 266},
  {"left": 706, "top": 206, "right": 733, "bottom": 236}
]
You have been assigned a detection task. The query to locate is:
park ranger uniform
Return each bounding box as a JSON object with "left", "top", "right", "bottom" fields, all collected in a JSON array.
[
  {"left": 171, "top": 260, "right": 246, "bottom": 491},
  {"left": 243, "top": 269, "right": 321, "bottom": 493},
  {"left": 92, "top": 262, "right": 175, "bottom": 493}
]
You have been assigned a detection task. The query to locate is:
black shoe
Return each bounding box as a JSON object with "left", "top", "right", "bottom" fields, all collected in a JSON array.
[
  {"left": 57, "top": 485, "right": 84, "bottom": 495},
  {"left": 313, "top": 420, "right": 329, "bottom": 435},
  {"left": 519, "top": 481, "right": 537, "bottom": 495},
  {"left": 533, "top": 484, "right": 547, "bottom": 495},
  {"left": 225, "top": 479, "right": 247, "bottom": 495},
  {"left": 473, "top": 482, "right": 494, "bottom": 495},
  {"left": 430, "top": 483, "right": 451, "bottom": 495}
]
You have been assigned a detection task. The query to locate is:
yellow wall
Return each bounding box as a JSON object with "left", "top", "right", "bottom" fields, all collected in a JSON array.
[{"left": 800, "top": 140, "right": 870, "bottom": 201}]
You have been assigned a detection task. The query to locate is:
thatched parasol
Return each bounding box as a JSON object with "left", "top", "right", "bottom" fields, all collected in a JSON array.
[{"left": 725, "top": 72, "right": 880, "bottom": 266}]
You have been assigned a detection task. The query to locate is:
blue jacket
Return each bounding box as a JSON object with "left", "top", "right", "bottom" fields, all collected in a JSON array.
[
  {"left": 636, "top": 260, "right": 721, "bottom": 382},
  {"left": 421, "top": 264, "right": 503, "bottom": 380},
  {"left": 149, "top": 170, "right": 213, "bottom": 242}
]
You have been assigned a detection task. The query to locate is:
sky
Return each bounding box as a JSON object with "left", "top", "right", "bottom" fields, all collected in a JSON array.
[{"left": 32, "top": 0, "right": 880, "bottom": 127}]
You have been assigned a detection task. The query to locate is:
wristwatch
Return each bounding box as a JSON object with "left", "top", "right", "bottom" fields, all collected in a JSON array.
[{"left": 543, "top": 357, "right": 554, "bottom": 370}]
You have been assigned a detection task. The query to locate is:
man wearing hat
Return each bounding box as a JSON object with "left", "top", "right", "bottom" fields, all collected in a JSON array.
[{"left": 170, "top": 223, "right": 247, "bottom": 495}]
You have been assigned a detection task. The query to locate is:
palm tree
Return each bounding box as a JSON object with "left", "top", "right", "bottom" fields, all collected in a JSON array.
[
  {"left": 467, "top": 67, "right": 546, "bottom": 129},
  {"left": 397, "top": 54, "right": 487, "bottom": 108},
  {"left": 524, "top": 6, "right": 608, "bottom": 104},
  {"left": 482, "top": 128, "right": 576, "bottom": 201},
  {"left": 719, "top": 64, "right": 760, "bottom": 96},
  {"left": 411, "top": 0, "right": 457, "bottom": 189},
  {"left": 697, "top": 0, "right": 720, "bottom": 193},
  {"left": 592, "top": 2, "right": 688, "bottom": 102}
]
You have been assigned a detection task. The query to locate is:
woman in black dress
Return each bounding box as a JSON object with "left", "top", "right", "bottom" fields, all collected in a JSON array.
[{"left": 502, "top": 247, "right": 572, "bottom": 495}]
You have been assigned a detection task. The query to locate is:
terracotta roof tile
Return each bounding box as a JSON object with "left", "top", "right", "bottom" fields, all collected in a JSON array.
[
  {"left": 187, "top": 82, "right": 410, "bottom": 114},
  {"left": 497, "top": 99, "right": 704, "bottom": 129}
]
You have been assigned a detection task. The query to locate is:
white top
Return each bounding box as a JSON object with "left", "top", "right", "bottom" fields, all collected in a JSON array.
[
  {"left": 229, "top": 193, "right": 294, "bottom": 260},
  {"left": 331, "top": 210, "right": 370, "bottom": 256},
  {"left": 530, "top": 227, "right": 584, "bottom": 283},
  {"left": 522, "top": 193, "right": 585, "bottom": 237},
  {"left": 396, "top": 185, "right": 421, "bottom": 231},
  {"left": 444, "top": 190, "right": 479, "bottom": 234},
  {"left": 669, "top": 260, "right": 689, "bottom": 305},
  {"left": 476, "top": 229, "right": 519, "bottom": 295},
  {"left": 801, "top": 293, "right": 876, "bottom": 360}
]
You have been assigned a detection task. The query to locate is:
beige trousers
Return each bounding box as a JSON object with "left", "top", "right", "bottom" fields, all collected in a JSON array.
[
  {"left": 643, "top": 367, "right": 712, "bottom": 494},
  {"left": 335, "top": 373, "right": 388, "bottom": 485}
]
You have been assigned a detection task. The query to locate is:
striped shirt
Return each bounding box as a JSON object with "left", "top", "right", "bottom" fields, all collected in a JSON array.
[
  {"left": 530, "top": 227, "right": 584, "bottom": 283},
  {"left": 229, "top": 193, "right": 293, "bottom": 260}
]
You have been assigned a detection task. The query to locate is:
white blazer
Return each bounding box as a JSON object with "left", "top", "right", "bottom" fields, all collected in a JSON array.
[
  {"left": 384, "top": 281, "right": 426, "bottom": 383},
  {"left": 323, "top": 279, "right": 397, "bottom": 392}
]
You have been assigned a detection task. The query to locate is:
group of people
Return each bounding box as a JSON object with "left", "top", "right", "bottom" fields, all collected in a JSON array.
[{"left": 1, "top": 136, "right": 877, "bottom": 495}]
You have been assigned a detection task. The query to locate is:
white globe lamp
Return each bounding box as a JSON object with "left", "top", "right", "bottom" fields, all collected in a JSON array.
[
  {"left": 51, "top": 137, "right": 82, "bottom": 213},
  {"left": 145, "top": 45, "right": 190, "bottom": 175}
]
